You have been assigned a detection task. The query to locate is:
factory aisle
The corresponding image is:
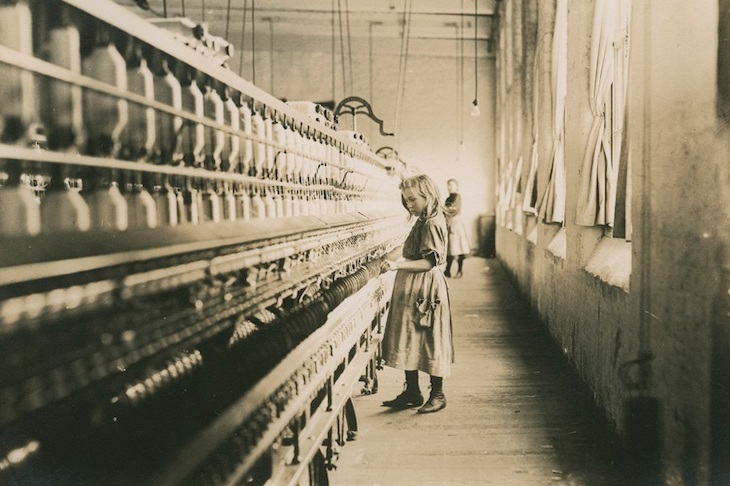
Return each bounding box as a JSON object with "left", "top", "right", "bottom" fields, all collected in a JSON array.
[{"left": 329, "top": 257, "right": 629, "bottom": 486}]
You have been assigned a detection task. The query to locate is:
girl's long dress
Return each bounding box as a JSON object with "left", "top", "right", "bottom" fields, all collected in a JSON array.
[
  {"left": 382, "top": 213, "right": 454, "bottom": 377},
  {"left": 445, "top": 193, "right": 471, "bottom": 256}
]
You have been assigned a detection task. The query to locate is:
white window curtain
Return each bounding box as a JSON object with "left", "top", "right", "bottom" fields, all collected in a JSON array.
[
  {"left": 496, "top": 131, "right": 507, "bottom": 227},
  {"left": 511, "top": 156, "right": 524, "bottom": 234},
  {"left": 537, "top": 0, "right": 567, "bottom": 224},
  {"left": 575, "top": 0, "right": 620, "bottom": 226},
  {"left": 496, "top": 122, "right": 508, "bottom": 226},
  {"left": 523, "top": 51, "right": 540, "bottom": 216},
  {"left": 496, "top": 22, "right": 509, "bottom": 228},
  {"left": 612, "top": 0, "right": 632, "bottom": 239},
  {"left": 503, "top": 159, "right": 514, "bottom": 230},
  {"left": 523, "top": 140, "right": 539, "bottom": 214}
]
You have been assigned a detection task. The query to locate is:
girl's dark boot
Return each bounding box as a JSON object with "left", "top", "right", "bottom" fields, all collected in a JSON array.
[
  {"left": 382, "top": 370, "right": 424, "bottom": 408},
  {"left": 418, "top": 375, "right": 446, "bottom": 413}
]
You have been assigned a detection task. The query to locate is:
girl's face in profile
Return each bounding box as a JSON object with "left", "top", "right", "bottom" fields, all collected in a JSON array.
[
  {"left": 447, "top": 180, "right": 458, "bottom": 193},
  {"left": 402, "top": 187, "right": 428, "bottom": 217}
]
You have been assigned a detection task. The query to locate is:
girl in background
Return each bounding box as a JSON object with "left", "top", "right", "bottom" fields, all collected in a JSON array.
[{"left": 444, "top": 178, "right": 470, "bottom": 278}]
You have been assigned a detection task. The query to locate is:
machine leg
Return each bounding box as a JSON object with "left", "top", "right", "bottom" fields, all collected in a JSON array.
[
  {"left": 360, "top": 355, "right": 380, "bottom": 395},
  {"left": 310, "top": 450, "right": 330, "bottom": 486},
  {"left": 344, "top": 398, "right": 358, "bottom": 441}
]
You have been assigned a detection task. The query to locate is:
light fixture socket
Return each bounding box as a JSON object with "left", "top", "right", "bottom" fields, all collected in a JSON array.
[{"left": 470, "top": 99, "right": 480, "bottom": 117}]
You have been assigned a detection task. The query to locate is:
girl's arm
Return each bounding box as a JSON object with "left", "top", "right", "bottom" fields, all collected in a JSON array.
[{"left": 381, "top": 256, "right": 435, "bottom": 273}]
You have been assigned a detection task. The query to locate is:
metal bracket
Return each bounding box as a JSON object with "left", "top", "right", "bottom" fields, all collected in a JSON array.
[
  {"left": 334, "top": 96, "right": 394, "bottom": 136},
  {"left": 375, "top": 146, "right": 399, "bottom": 160},
  {"left": 375, "top": 146, "right": 405, "bottom": 175}
]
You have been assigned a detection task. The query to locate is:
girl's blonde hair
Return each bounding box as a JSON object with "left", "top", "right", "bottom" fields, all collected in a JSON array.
[{"left": 399, "top": 174, "right": 447, "bottom": 219}]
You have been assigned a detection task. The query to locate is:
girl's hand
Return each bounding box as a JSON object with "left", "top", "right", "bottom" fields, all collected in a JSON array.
[{"left": 380, "top": 260, "right": 397, "bottom": 273}]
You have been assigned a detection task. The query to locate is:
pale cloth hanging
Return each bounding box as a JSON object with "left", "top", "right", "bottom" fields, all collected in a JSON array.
[
  {"left": 504, "top": 159, "right": 514, "bottom": 230},
  {"left": 495, "top": 24, "right": 509, "bottom": 228},
  {"left": 575, "top": 0, "right": 618, "bottom": 226},
  {"left": 510, "top": 156, "right": 524, "bottom": 233},
  {"left": 523, "top": 50, "right": 540, "bottom": 216},
  {"left": 537, "top": 0, "right": 567, "bottom": 224},
  {"left": 523, "top": 140, "right": 539, "bottom": 216}
]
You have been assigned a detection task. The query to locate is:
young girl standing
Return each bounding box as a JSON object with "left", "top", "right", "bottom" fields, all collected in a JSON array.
[
  {"left": 380, "top": 174, "right": 454, "bottom": 413},
  {"left": 444, "top": 178, "right": 470, "bottom": 278}
]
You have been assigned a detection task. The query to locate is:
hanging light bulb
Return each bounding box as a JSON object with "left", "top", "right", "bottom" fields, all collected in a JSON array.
[{"left": 470, "top": 0, "right": 480, "bottom": 118}]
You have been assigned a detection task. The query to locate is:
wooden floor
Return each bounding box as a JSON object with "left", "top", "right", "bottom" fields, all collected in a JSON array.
[{"left": 329, "top": 257, "right": 629, "bottom": 486}]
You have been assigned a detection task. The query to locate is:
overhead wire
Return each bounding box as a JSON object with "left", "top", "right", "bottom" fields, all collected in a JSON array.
[
  {"left": 337, "top": 0, "right": 348, "bottom": 97},
  {"left": 394, "top": 5, "right": 407, "bottom": 120},
  {"left": 267, "top": 18, "right": 274, "bottom": 94},
  {"left": 238, "top": 0, "right": 248, "bottom": 78},
  {"left": 459, "top": 0, "right": 465, "bottom": 148},
  {"left": 473, "top": 0, "right": 478, "bottom": 101},
  {"left": 331, "top": 0, "right": 336, "bottom": 102},
  {"left": 251, "top": 0, "right": 256, "bottom": 85},
  {"left": 455, "top": 28, "right": 459, "bottom": 161},
  {"left": 456, "top": 18, "right": 464, "bottom": 159},
  {"left": 394, "top": 0, "right": 414, "bottom": 150},
  {"left": 344, "top": 0, "right": 354, "bottom": 95},
  {"left": 225, "top": 0, "right": 232, "bottom": 40},
  {"left": 368, "top": 21, "right": 376, "bottom": 105}
]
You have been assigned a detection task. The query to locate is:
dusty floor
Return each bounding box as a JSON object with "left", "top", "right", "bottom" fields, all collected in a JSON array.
[{"left": 329, "top": 257, "right": 629, "bottom": 486}]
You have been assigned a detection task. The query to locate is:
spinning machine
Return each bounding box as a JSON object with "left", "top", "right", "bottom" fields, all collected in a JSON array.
[{"left": 0, "top": 1, "right": 408, "bottom": 483}]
